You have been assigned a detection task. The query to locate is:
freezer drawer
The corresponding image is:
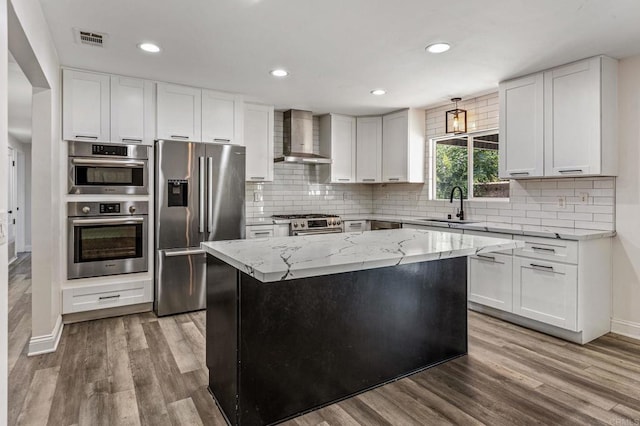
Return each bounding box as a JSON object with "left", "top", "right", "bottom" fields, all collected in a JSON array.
[{"left": 156, "top": 248, "right": 206, "bottom": 316}]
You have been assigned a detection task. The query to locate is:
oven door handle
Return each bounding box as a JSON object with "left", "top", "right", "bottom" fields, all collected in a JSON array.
[
  {"left": 71, "top": 158, "right": 146, "bottom": 167},
  {"left": 293, "top": 228, "right": 343, "bottom": 236},
  {"left": 72, "top": 217, "right": 145, "bottom": 226}
]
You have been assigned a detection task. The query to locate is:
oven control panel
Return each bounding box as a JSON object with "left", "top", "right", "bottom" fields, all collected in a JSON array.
[
  {"left": 100, "top": 203, "right": 121, "bottom": 214},
  {"left": 92, "top": 144, "right": 128, "bottom": 156},
  {"left": 291, "top": 217, "right": 342, "bottom": 230}
]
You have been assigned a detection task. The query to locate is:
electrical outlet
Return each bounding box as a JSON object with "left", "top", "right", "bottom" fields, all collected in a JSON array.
[
  {"left": 579, "top": 192, "right": 589, "bottom": 204},
  {"left": 253, "top": 191, "right": 263, "bottom": 202},
  {"left": 557, "top": 196, "right": 566, "bottom": 209}
]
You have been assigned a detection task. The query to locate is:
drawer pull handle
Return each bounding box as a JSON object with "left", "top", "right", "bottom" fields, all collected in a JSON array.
[
  {"left": 338, "top": 179, "right": 351, "bottom": 182},
  {"left": 250, "top": 176, "right": 265, "bottom": 180},
  {"left": 530, "top": 263, "right": 554, "bottom": 271},
  {"left": 509, "top": 172, "right": 530, "bottom": 176},
  {"left": 362, "top": 178, "right": 375, "bottom": 182},
  {"left": 75, "top": 135, "right": 98, "bottom": 139},
  {"left": 254, "top": 232, "right": 271, "bottom": 236},
  {"left": 476, "top": 254, "right": 496, "bottom": 262},
  {"left": 171, "top": 135, "right": 190, "bottom": 140},
  {"left": 388, "top": 178, "right": 400, "bottom": 181},
  {"left": 122, "top": 138, "right": 143, "bottom": 143},
  {"left": 559, "top": 169, "right": 583, "bottom": 174},
  {"left": 99, "top": 294, "right": 121, "bottom": 300},
  {"left": 348, "top": 224, "right": 362, "bottom": 228},
  {"left": 531, "top": 246, "right": 556, "bottom": 253},
  {"left": 214, "top": 138, "right": 231, "bottom": 143}
]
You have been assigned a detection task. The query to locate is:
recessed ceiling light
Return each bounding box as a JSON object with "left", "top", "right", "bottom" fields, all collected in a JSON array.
[
  {"left": 425, "top": 43, "right": 451, "bottom": 54},
  {"left": 370, "top": 89, "right": 386, "bottom": 96},
  {"left": 138, "top": 42, "right": 161, "bottom": 53},
  {"left": 270, "top": 69, "right": 289, "bottom": 77}
]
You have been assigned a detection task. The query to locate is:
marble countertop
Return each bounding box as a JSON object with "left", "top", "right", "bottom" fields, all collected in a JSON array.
[
  {"left": 202, "top": 229, "right": 522, "bottom": 283},
  {"left": 340, "top": 215, "right": 615, "bottom": 240}
]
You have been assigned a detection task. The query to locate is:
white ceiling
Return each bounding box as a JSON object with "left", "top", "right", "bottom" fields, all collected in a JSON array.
[
  {"left": 39, "top": 0, "right": 640, "bottom": 115},
  {"left": 8, "top": 53, "right": 32, "bottom": 144}
]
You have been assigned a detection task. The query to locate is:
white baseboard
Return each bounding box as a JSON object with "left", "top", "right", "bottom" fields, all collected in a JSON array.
[
  {"left": 28, "top": 315, "right": 64, "bottom": 356},
  {"left": 611, "top": 318, "right": 640, "bottom": 341}
]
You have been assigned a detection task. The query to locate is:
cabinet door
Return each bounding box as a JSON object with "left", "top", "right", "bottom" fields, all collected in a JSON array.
[
  {"left": 63, "top": 69, "right": 110, "bottom": 142},
  {"left": 468, "top": 253, "right": 513, "bottom": 312},
  {"left": 246, "top": 225, "right": 274, "bottom": 239},
  {"left": 382, "top": 110, "right": 408, "bottom": 182},
  {"left": 499, "top": 73, "right": 544, "bottom": 178},
  {"left": 544, "top": 57, "right": 601, "bottom": 176},
  {"left": 513, "top": 257, "right": 578, "bottom": 330},
  {"left": 331, "top": 114, "right": 357, "bottom": 183},
  {"left": 356, "top": 117, "right": 382, "bottom": 182},
  {"left": 343, "top": 220, "right": 367, "bottom": 232},
  {"left": 157, "top": 83, "right": 201, "bottom": 141},
  {"left": 202, "top": 90, "right": 243, "bottom": 145},
  {"left": 244, "top": 103, "right": 274, "bottom": 182},
  {"left": 111, "top": 76, "right": 154, "bottom": 144}
]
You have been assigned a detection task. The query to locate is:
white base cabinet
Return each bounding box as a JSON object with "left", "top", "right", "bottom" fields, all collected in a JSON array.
[
  {"left": 62, "top": 279, "right": 152, "bottom": 314},
  {"left": 468, "top": 253, "right": 513, "bottom": 312}
]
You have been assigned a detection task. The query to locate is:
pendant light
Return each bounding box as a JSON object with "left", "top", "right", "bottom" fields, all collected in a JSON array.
[{"left": 446, "top": 97, "right": 467, "bottom": 134}]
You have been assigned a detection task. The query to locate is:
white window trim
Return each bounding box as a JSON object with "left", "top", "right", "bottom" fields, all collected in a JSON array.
[{"left": 430, "top": 128, "right": 509, "bottom": 202}]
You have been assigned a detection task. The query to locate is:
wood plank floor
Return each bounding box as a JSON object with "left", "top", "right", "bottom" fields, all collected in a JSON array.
[{"left": 9, "top": 253, "right": 640, "bottom": 425}]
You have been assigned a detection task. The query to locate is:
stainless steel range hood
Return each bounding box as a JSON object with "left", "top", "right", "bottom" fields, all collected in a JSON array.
[{"left": 275, "top": 109, "right": 332, "bottom": 164}]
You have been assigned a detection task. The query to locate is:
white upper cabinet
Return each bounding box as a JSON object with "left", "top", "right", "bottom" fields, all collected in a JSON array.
[
  {"left": 202, "top": 90, "right": 243, "bottom": 145},
  {"left": 156, "top": 83, "right": 202, "bottom": 141},
  {"left": 382, "top": 109, "right": 425, "bottom": 183},
  {"left": 356, "top": 116, "right": 382, "bottom": 183},
  {"left": 63, "top": 69, "right": 110, "bottom": 142},
  {"left": 244, "top": 103, "right": 274, "bottom": 182},
  {"left": 499, "top": 56, "right": 618, "bottom": 179},
  {"left": 110, "top": 76, "right": 154, "bottom": 145},
  {"left": 544, "top": 56, "right": 617, "bottom": 177},
  {"left": 319, "top": 114, "right": 357, "bottom": 183},
  {"left": 499, "top": 73, "right": 544, "bottom": 178}
]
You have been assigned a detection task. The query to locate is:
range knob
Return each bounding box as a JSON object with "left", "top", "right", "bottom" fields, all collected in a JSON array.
[
  {"left": 82, "top": 206, "right": 91, "bottom": 214},
  {"left": 301, "top": 222, "right": 306, "bottom": 227},
  {"left": 293, "top": 223, "right": 299, "bottom": 228},
  {"left": 336, "top": 220, "right": 341, "bottom": 225},
  {"left": 129, "top": 206, "right": 136, "bottom": 214}
]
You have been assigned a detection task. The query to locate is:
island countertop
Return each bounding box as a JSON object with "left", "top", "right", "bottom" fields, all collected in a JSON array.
[{"left": 201, "top": 229, "right": 523, "bottom": 283}]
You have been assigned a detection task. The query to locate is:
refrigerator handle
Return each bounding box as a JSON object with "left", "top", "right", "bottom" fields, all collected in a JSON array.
[
  {"left": 199, "top": 156, "right": 205, "bottom": 233},
  {"left": 207, "top": 157, "right": 214, "bottom": 233}
]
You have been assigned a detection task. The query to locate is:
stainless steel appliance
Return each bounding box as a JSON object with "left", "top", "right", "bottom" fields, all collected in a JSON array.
[
  {"left": 370, "top": 220, "right": 402, "bottom": 231},
  {"left": 68, "top": 201, "right": 148, "bottom": 279},
  {"left": 274, "top": 110, "right": 332, "bottom": 164},
  {"left": 68, "top": 141, "right": 149, "bottom": 195},
  {"left": 155, "top": 140, "right": 246, "bottom": 316},
  {"left": 272, "top": 214, "right": 343, "bottom": 236}
]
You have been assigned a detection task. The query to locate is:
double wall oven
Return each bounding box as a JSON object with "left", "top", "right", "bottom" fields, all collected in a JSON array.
[
  {"left": 68, "top": 141, "right": 149, "bottom": 195},
  {"left": 67, "top": 201, "right": 148, "bottom": 279}
]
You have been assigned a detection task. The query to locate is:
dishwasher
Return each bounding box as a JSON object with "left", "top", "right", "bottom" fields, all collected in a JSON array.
[{"left": 370, "top": 220, "right": 402, "bottom": 231}]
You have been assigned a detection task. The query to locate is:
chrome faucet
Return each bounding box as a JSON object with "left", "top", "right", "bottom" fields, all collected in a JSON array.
[{"left": 449, "top": 186, "right": 465, "bottom": 221}]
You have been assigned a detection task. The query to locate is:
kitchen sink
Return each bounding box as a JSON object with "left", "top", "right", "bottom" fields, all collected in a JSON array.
[{"left": 416, "top": 218, "right": 479, "bottom": 224}]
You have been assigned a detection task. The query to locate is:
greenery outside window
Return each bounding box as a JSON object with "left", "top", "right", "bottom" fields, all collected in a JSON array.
[{"left": 432, "top": 130, "right": 509, "bottom": 200}]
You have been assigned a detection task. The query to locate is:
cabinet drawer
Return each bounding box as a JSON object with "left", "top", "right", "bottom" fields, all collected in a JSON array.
[
  {"left": 468, "top": 253, "right": 513, "bottom": 312},
  {"left": 344, "top": 220, "right": 367, "bottom": 232},
  {"left": 63, "top": 280, "right": 152, "bottom": 314},
  {"left": 514, "top": 235, "right": 578, "bottom": 264},
  {"left": 246, "top": 225, "right": 274, "bottom": 239},
  {"left": 464, "top": 230, "right": 513, "bottom": 255},
  {"left": 513, "top": 258, "right": 578, "bottom": 330}
]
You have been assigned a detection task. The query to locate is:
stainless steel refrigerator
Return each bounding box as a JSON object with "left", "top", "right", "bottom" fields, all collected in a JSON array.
[{"left": 155, "top": 140, "right": 245, "bottom": 316}]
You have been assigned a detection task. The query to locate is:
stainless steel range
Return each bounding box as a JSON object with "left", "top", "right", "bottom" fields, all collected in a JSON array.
[{"left": 272, "top": 214, "right": 343, "bottom": 236}]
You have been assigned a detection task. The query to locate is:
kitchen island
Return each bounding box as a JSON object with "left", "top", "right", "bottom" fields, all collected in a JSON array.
[{"left": 202, "top": 229, "right": 522, "bottom": 425}]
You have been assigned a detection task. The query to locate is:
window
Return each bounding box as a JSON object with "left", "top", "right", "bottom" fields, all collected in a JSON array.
[{"left": 432, "top": 130, "right": 509, "bottom": 200}]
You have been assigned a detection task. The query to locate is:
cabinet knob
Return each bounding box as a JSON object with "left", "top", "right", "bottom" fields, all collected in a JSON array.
[
  {"left": 82, "top": 206, "right": 91, "bottom": 214},
  {"left": 129, "top": 206, "right": 137, "bottom": 214}
]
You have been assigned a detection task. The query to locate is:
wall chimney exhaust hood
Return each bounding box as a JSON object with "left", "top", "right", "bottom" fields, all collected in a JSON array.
[{"left": 275, "top": 109, "right": 332, "bottom": 164}]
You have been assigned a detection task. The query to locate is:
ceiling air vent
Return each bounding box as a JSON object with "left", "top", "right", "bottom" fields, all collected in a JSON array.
[{"left": 74, "top": 29, "right": 107, "bottom": 48}]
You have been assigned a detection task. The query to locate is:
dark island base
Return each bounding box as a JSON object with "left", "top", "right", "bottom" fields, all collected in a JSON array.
[{"left": 206, "top": 256, "right": 468, "bottom": 426}]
